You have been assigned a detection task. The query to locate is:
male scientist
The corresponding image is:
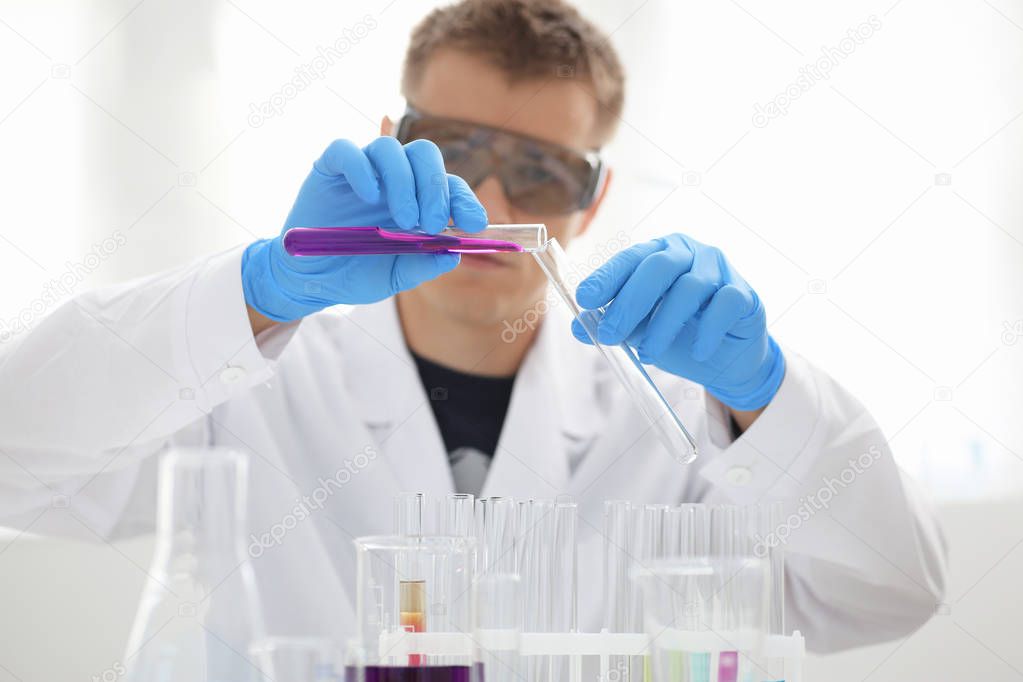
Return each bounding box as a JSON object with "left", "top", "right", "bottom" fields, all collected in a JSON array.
[{"left": 0, "top": 0, "right": 945, "bottom": 654}]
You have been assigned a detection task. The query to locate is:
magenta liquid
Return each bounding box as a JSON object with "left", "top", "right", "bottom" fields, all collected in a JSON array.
[
  {"left": 344, "top": 664, "right": 482, "bottom": 682},
  {"left": 717, "top": 651, "right": 738, "bottom": 682},
  {"left": 283, "top": 227, "right": 525, "bottom": 256}
]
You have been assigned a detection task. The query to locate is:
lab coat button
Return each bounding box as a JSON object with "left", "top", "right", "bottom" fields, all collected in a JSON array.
[
  {"left": 219, "top": 366, "right": 247, "bottom": 384},
  {"left": 724, "top": 466, "right": 753, "bottom": 486}
]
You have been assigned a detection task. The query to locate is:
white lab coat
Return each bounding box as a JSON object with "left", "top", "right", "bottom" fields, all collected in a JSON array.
[{"left": 0, "top": 246, "right": 946, "bottom": 653}]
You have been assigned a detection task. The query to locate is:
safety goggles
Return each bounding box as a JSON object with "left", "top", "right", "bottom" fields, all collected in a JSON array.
[{"left": 395, "top": 106, "right": 606, "bottom": 216}]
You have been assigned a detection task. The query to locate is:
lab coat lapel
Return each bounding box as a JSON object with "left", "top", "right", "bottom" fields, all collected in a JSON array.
[
  {"left": 481, "top": 307, "right": 601, "bottom": 499},
  {"left": 336, "top": 300, "right": 455, "bottom": 498}
]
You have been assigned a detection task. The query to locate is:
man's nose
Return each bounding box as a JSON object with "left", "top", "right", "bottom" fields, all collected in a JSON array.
[{"left": 472, "top": 175, "right": 513, "bottom": 225}]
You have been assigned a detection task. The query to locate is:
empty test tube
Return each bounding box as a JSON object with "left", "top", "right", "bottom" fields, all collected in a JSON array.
[
  {"left": 532, "top": 239, "right": 698, "bottom": 465},
  {"left": 663, "top": 506, "right": 683, "bottom": 558},
  {"left": 522, "top": 500, "right": 555, "bottom": 682},
  {"left": 603, "top": 500, "right": 634, "bottom": 682},
  {"left": 551, "top": 502, "right": 578, "bottom": 682},
  {"left": 477, "top": 497, "right": 518, "bottom": 574},
  {"left": 628, "top": 504, "right": 668, "bottom": 682},
  {"left": 679, "top": 503, "right": 710, "bottom": 558},
  {"left": 395, "top": 492, "right": 424, "bottom": 536},
  {"left": 602, "top": 501, "right": 633, "bottom": 634},
  {"left": 752, "top": 501, "right": 786, "bottom": 637},
  {"left": 475, "top": 573, "right": 523, "bottom": 682},
  {"left": 513, "top": 499, "right": 578, "bottom": 682},
  {"left": 552, "top": 502, "right": 578, "bottom": 633},
  {"left": 443, "top": 493, "right": 475, "bottom": 537}
]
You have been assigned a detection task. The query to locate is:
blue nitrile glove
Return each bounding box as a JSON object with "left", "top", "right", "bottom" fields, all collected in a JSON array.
[
  {"left": 242, "top": 137, "right": 488, "bottom": 322},
  {"left": 571, "top": 234, "right": 785, "bottom": 411}
]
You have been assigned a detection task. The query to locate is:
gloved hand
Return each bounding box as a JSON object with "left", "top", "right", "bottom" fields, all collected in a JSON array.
[
  {"left": 242, "top": 137, "right": 488, "bottom": 322},
  {"left": 572, "top": 234, "right": 785, "bottom": 411}
]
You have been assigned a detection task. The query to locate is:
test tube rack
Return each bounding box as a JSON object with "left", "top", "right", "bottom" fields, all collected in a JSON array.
[
  {"left": 375, "top": 629, "right": 805, "bottom": 682},
  {"left": 385, "top": 494, "right": 803, "bottom": 681}
]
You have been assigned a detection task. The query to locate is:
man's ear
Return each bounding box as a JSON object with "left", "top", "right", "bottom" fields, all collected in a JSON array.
[
  {"left": 380, "top": 115, "right": 394, "bottom": 137},
  {"left": 575, "top": 166, "right": 613, "bottom": 238}
]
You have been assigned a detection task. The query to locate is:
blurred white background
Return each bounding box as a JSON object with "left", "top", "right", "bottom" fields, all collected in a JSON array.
[{"left": 0, "top": 0, "right": 1020, "bottom": 680}]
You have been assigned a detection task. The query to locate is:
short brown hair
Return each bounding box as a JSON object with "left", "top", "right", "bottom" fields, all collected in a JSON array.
[{"left": 401, "top": 0, "right": 625, "bottom": 141}]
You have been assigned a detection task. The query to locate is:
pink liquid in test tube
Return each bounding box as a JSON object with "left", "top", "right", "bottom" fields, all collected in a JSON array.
[{"left": 283, "top": 225, "right": 545, "bottom": 256}]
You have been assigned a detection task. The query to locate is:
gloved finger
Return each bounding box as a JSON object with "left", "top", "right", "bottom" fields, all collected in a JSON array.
[
  {"left": 691, "top": 284, "right": 753, "bottom": 361},
  {"left": 575, "top": 239, "right": 665, "bottom": 309},
  {"left": 596, "top": 248, "right": 692, "bottom": 345},
  {"left": 313, "top": 139, "right": 380, "bottom": 204},
  {"left": 364, "top": 136, "right": 419, "bottom": 230},
  {"left": 448, "top": 174, "right": 488, "bottom": 233},
  {"left": 570, "top": 309, "right": 603, "bottom": 345},
  {"left": 390, "top": 253, "right": 460, "bottom": 292},
  {"left": 571, "top": 318, "right": 592, "bottom": 344},
  {"left": 640, "top": 271, "right": 720, "bottom": 359},
  {"left": 727, "top": 290, "right": 766, "bottom": 340},
  {"left": 404, "top": 140, "right": 450, "bottom": 234}
]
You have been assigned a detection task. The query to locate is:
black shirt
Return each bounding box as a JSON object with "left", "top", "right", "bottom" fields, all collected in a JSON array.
[{"left": 410, "top": 351, "right": 516, "bottom": 495}]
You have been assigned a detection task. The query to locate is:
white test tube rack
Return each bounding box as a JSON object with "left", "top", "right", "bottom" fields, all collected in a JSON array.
[{"left": 377, "top": 629, "right": 805, "bottom": 682}]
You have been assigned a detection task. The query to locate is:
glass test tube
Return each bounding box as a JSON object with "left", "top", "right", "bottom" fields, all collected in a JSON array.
[
  {"left": 602, "top": 501, "right": 633, "bottom": 634},
  {"left": 400, "top": 578, "right": 427, "bottom": 666},
  {"left": 679, "top": 504, "right": 711, "bottom": 682},
  {"left": 663, "top": 506, "right": 683, "bottom": 559},
  {"left": 444, "top": 493, "right": 475, "bottom": 538},
  {"left": 603, "top": 501, "right": 634, "bottom": 682},
  {"left": 762, "top": 501, "right": 785, "bottom": 637},
  {"left": 552, "top": 501, "right": 579, "bottom": 633},
  {"left": 550, "top": 502, "right": 578, "bottom": 682},
  {"left": 522, "top": 499, "right": 556, "bottom": 682},
  {"left": 475, "top": 574, "right": 523, "bottom": 682},
  {"left": 395, "top": 492, "right": 425, "bottom": 536},
  {"left": 534, "top": 500, "right": 557, "bottom": 633},
  {"left": 679, "top": 504, "right": 710, "bottom": 559},
  {"left": 627, "top": 504, "right": 666, "bottom": 630},
  {"left": 632, "top": 504, "right": 668, "bottom": 682},
  {"left": 283, "top": 224, "right": 549, "bottom": 256},
  {"left": 710, "top": 506, "right": 748, "bottom": 682},
  {"left": 532, "top": 239, "right": 697, "bottom": 465},
  {"left": 515, "top": 500, "right": 531, "bottom": 585},
  {"left": 477, "top": 497, "right": 517, "bottom": 575}
]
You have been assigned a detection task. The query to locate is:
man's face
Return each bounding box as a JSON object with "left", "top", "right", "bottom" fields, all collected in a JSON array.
[{"left": 389, "top": 49, "right": 609, "bottom": 326}]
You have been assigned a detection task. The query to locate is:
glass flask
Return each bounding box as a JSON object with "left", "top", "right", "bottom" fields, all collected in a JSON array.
[
  {"left": 250, "top": 637, "right": 338, "bottom": 681},
  {"left": 349, "top": 535, "right": 478, "bottom": 682},
  {"left": 123, "top": 447, "right": 266, "bottom": 682}
]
